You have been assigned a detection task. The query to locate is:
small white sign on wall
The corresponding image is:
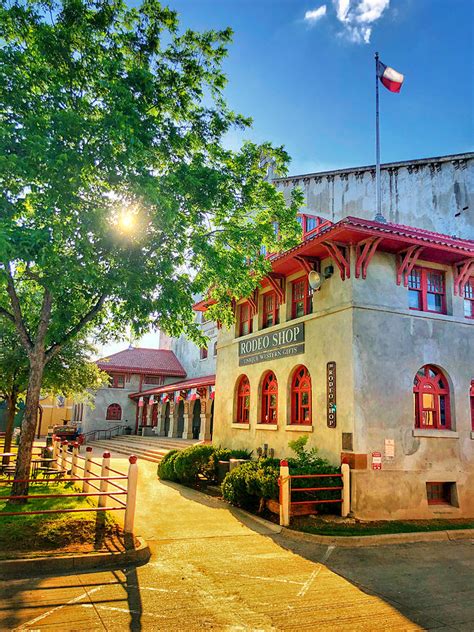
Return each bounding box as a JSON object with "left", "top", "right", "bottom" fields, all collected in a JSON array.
[{"left": 385, "top": 439, "right": 395, "bottom": 459}]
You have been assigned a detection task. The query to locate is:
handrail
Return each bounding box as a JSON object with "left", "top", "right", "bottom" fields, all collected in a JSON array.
[{"left": 81, "top": 424, "right": 129, "bottom": 444}]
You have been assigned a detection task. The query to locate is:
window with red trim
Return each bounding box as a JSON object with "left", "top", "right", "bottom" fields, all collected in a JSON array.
[
  {"left": 291, "top": 277, "right": 313, "bottom": 319},
  {"left": 106, "top": 403, "right": 122, "bottom": 421},
  {"left": 413, "top": 365, "right": 451, "bottom": 430},
  {"left": 463, "top": 277, "right": 474, "bottom": 319},
  {"left": 109, "top": 374, "right": 125, "bottom": 388},
  {"left": 236, "top": 376, "right": 250, "bottom": 424},
  {"left": 470, "top": 380, "right": 474, "bottom": 431},
  {"left": 200, "top": 346, "right": 208, "bottom": 360},
  {"left": 238, "top": 302, "right": 253, "bottom": 337},
  {"left": 408, "top": 267, "right": 446, "bottom": 314},
  {"left": 144, "top": 375, "right": 164, "bottom": 385},
  {"left": 291, "top": 366, "right": 312, "bottom": 425},
  {"left": 262, "top": 292, "right": 279, "bottom": 328},
  {"left": 261, "top": 371, "right": 278, "bottom": 424}
]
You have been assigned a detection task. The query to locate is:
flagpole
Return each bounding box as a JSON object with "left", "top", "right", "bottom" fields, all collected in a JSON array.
[{"left": 374, "top": 51, "right": 385, "bottom": 223}]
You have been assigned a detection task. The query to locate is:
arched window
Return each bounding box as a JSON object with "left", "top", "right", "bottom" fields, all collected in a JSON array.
[
  {"left": 413, "top": 365, "right": 451, "bottom": 430},
  {"left": 236, "top": 376, "right": 250, "bottom": 424},
  {"left": 106, "top": 403, "right": 122, "bottom": 421},
  {"left": 291, "top": 366, "right": 312, "bottom": 425},
  {"left": 261, "top": 371, "right": 278, "bottom": 424}
]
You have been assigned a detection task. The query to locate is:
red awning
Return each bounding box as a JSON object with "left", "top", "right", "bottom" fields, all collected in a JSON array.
[{"left": 129, "top": 375, "right": 215, "bottom": 400}]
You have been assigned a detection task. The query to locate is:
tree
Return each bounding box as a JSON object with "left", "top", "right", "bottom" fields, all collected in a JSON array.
[
  {"left": 0, "top": 318, "right": 107, "bottom": 465},
  {"left": 0, "top": 0, "right": 302, "bottom": 497}
]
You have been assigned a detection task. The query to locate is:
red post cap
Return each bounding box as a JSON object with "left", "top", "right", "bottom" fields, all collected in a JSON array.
[
  {"left": 280, "top": 459, "right": 288, "bottom": 466},
  {"left": 103, "top": 451, "right": 111, "bottom": 458},
  {"left": 86, "top": 446, "right": 93, "bottom": 452},
  {"left": 61, "top": 440, "right": 68, "bottom": 446},
  {"left": 72, "top": 441, "right": 79, "bottom": 447},
  {"left": 129, "top": 455, "right": 138, "bottom": 464}
]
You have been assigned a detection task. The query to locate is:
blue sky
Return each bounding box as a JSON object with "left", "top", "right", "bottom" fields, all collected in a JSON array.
[{"left": 151, "top": 0, "right": 473, "bottom": 176}]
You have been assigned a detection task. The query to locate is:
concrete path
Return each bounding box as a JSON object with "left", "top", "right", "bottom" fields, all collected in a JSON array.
[{"left": 1, "top": 455, "right": 423, "bottom": 631}]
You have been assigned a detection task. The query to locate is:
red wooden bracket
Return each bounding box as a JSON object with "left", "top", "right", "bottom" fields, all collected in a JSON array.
[
  {"left": 294, "top": 256, "right": 320, "bottom": 274},
  {"left": 267, "top": 274, "right": 285, "bottom": 303},
  {"left": 247, "top": 289, "right": 258, "bottom": 314},
  {"left": 355, "top": 237, "right": 382, "bottom": 279},
  {"left": 396, "top": 245, "right": 424, "bottom": 286},
  {"left": 453, "top": 258, "right": 474, "bottom": 295},
  {"left": 322, "top": 241, "right": 350, "bottom": 280}
]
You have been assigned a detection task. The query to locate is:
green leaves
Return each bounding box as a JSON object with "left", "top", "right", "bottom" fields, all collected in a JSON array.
[{"left": 0, "top": 0, "right": 301, "bottom": 357}]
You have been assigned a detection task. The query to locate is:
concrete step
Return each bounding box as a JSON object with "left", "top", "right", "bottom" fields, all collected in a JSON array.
[
  {"left": 86, "top": 436, "right": 199, "bottom": 464},
  {"left": 113, "top": 436, "right": 199, "bottom": 449},
  {"left": 87, "top": 441, "right": 166, "bottom": 463}
]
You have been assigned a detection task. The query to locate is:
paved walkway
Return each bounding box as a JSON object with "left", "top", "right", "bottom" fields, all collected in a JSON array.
[{"left": 1, "top": 455, "right": 422, "bottom": 631}]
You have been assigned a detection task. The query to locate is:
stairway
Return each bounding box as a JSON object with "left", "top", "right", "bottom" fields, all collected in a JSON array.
[{"left": 86, "top": 435, "right": 200, "bottom": 463}]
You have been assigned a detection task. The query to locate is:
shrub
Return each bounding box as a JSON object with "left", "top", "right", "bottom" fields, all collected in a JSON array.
[
  {"left": 173, "top": 444, "right": 216, "bottom": 485},
  {"left": 157, "top": 449, "right": 180, "bottom": 481},
  {"left": 221, "top": 459, "right": 279, "bottom": 510}
]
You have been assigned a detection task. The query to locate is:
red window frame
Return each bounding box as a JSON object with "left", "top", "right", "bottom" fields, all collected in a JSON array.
[
  {"left": 413, "top": 365, "right": 451, "bottom": 430},
  {"left": 291, "top": 276, "right": 313, "bottom": 319},
  {"left": 109, "top": 374, "right": 125, "bottom": 389},
  {"left": 236, "top": 376, "right": 250, "bottom": 424},
  {"left": 262, "top": 291, "right": 279, "bottom": 329},
  {"left": 239, "top": 302, "right": 253, "bottom": 337},
  {"left": 290, "top": 366, "right": 312, "bottom": 425},
  {"left": 200, "top": 346, "right": 208, "bottom": 360},
  {"left": 470, "top": 380, "right": 474, "bottom": 431},
  {"left": 261, "top": 371, "right": 278, "bottom": 424},
  {"left": 143, "top": 375, "right": 164, "bottom": 385},
  {"left": 407, "top": 267, "right": 446, "bottom": 314},
  {"left": 463, "top": 277, "right": 474, "bottom": 319},
  {"left": 106, "top": 403, "right": 122, "bottom": 421}
]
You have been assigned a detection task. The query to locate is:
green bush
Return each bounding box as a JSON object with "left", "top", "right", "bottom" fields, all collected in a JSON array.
[
  {"left": 157, "top": 449, "right": 180, "bottom": 481},
  {"left": 221, "top": 460, "right": 279, "bottom": 510},
  {"left": 173, "top": 444, "right": 217, "bottom": 485}
]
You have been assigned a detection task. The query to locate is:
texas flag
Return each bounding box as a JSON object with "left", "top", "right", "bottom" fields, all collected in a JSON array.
[{"left": 377, "top": 60, "right": 404, "bottom": 93}]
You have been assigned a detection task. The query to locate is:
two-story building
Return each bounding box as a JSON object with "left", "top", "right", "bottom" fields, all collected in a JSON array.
[{"left": 212, "top": 215, "right": 474, "bottom": 520}]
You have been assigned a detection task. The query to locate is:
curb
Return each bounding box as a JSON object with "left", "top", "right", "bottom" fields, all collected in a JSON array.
[
  {"left": 0, "top": 536, "right": 151, "bottom": 579},
  {"left": 280, "top": 527, "right": 474, "bottom": 547}
]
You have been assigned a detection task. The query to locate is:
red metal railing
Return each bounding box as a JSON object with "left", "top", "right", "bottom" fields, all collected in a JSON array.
[
  {"left": 0, "top": 439, "right": 138, "bottom": 532},
  {"left": 279, "top": 472, "right": 343, "bottom": 512}
]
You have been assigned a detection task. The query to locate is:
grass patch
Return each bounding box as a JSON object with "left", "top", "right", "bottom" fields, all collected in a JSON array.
[
  {"left": 292, "top": 517, "right": 474, "bottom": 537},
  {"left": 0, "top": 482, "right": 128, "bottom": 559}
]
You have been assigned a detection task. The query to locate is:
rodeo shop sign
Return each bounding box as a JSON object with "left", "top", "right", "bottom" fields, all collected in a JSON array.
[{"left": 238, "top": 323, "right": 305, "bottom": 366}]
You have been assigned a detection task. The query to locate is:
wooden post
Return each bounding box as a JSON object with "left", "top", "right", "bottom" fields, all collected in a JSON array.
[
  {"left": 99, "top": 451, "right": 110, "bottom": 508},
  {"left": 124, "top": 455, "right": 138, "bottom": 534},
  {"left": 341, "top": 463, "right": 350, "bottom": 518},
  {"left": 60, "top": 441, "right": 68, "bottom": 472},
  {"left": 71, "top": 442, "right": 79, "bottom": 479},
  {"left": 83, "top": 446, "right": 93, "bottom": 493},
  {"left": 279, "top": 460, "right": 290, "bottom": 527},
  {"left": 52, "top": 437, "right": 60, "bottom": 465}
]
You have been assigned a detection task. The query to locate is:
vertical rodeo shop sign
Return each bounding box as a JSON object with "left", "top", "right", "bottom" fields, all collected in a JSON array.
[
  {"left": 238, "top": 323, "right": 305, "bottom": 366},
  {"left": 327, "top": 361, "right": 336, "bottom": 428}
]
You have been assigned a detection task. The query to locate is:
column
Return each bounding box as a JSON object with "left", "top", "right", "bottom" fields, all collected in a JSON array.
[
  {"left": 167, "top": 402, "right": 179, "bottom": 438},
  {"left": 182, "top": 402, "right": 193, "bottom": 440},
  {"left": 199, "top": 400, "right": 212, "bottom": 441},
  {"left": 156, "top": 404, "right": 166, "bottom": 436}
]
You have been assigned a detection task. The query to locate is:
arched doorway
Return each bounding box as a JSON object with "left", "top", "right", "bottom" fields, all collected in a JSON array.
[
  {"left": 163, "top": 402, "right": 170, "bottom": 436},
  {"left": 177, "top": 400, "right": 185, "bottom": 437},
  {"left": 192, "top": 400, "right": 201, "bottom": 439}
]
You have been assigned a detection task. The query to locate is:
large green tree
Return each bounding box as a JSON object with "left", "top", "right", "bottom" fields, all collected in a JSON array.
[
  {"left": 0, "top": 0, "right": 302, "bottom": 497},
  {"left": 0, "top": 317, "right": 107, "bottom": 464}
]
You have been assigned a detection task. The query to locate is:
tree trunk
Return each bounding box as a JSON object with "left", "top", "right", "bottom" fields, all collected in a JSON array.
[
  {"left": 2, "top": 388, "right": 18, "bottom": 467},
  {"left": 11, "top": 356, "right": 45, "bottom": 501}
]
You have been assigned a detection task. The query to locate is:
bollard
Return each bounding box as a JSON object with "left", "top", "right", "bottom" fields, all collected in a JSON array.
[
  {"left": 124, "top": 455, "right": 138, "bottom": 534},
  {"left": 60, "top": 441, "right": 68, "bottom": 473},
  {"left": 341, "top": 462, "right": 350, "bottom": 518},
  {"left": 71, "top": 442, "right": 79, "bottom": 479},
  {"left": 279, "top": 459, "right": 290, "bottom": 527},
  {"left": 83, "top": 446, "right": 93, "bottom": 493},
  {"left": 99, "top": 452, "right": 111, "bottom": 508}
]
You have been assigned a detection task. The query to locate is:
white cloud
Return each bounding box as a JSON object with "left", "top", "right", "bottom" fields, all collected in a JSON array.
[
  {"left": 332, "top": 0, "right": 390, "bottom": 43},
  {"left": 304, "top": 5, "right": 327, "bottom": 24}
]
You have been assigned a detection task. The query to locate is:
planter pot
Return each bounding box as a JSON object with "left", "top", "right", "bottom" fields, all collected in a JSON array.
[
  {"left": 217, "top": 460, "right": 230, "bottom": 483},
  {"left": 229, "top": 458, "right": 249, "bottom": 472},
  {"left": 265, "top": 499, "right": 319, "bottom": 517}
]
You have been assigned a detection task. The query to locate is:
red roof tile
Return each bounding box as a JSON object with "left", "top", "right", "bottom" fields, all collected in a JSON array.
[
  {"left": 97, "top": 347, "right": 186, "bottom": 377},
  {"left": 129, "top": 375, "right": 215, "bottom": 399}
]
